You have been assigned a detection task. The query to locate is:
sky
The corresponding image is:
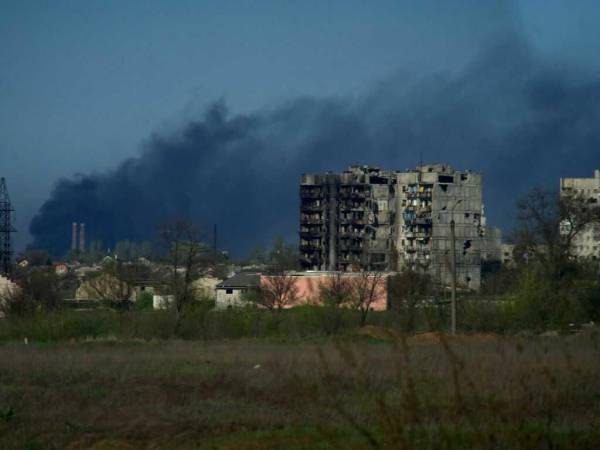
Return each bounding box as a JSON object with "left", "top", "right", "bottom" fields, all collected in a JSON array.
[{"left": 2, "top": 0, "right": 600, "bottom": 255}]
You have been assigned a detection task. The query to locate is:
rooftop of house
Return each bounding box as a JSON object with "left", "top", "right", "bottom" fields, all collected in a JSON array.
[{"left": 216, "top": 273, "right": 261, "bottom": 289}]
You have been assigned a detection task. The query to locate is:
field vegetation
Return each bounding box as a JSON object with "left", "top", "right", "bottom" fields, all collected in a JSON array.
[{"left": 1, "top": 329, "right": 599, "bottom": 449}]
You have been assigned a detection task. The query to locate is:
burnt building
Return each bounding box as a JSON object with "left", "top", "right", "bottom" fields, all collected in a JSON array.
[{"left": 300, "top": 164, "right": 485, "bottom": 290}]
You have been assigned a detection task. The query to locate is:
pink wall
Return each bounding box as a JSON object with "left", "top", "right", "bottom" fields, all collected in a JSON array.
[{"left": 260, "top": 273, "right": 388, "bottom": 311}]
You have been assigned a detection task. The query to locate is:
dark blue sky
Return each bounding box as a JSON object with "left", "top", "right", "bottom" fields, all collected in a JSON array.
[{"left": 2, "top": 1, "right": 600, "bottom": 253}]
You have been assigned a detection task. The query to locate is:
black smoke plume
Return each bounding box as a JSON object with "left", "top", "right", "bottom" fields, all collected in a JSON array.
[{"left": 30, "top": 35, "right": 600, "bottom": 257}]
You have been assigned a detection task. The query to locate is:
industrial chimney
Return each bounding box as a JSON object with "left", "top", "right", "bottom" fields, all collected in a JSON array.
[
  {"left": 79, "top": 223, "right": 85, "bottom": 252},
  {"left": 71, "top": 222, "right": 78, "bottom": 251}
]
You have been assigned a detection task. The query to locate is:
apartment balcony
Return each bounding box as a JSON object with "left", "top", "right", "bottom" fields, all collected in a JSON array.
[
  {"left": 339, "top": 217, "right": 365, "bottom": 225},
  {"left": 301, "top": 203, "right": 323, "bottom": 213},
  {"left": 339, "top": 230, "right": 365, "bottom": 238},
  {"left": 300, "top": 229, "right": 322, "bottom": 238},
  {"left": 300, "top": 191, "right": 323, "bottom": 199},
  {"left": 339, "top": 203, "right": 367, "bottom": 212},
  {"left": 300, "top": 216, "right": 323, "bottom": 225},
  {"left": 300, "top": 243, "right": 322, "bottom": 252},
  {"left": 339, "top": 190, "right": 368, "bottom": 199},
  {"left": 340, "top": 242, "right": 364, "bottom": 252},
  {"left": 339, "top": 254, "right": 360, "bottom": 263}
]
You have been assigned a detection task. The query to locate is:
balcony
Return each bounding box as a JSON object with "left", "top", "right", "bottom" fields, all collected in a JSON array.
[
  {"left": 300, "top": 229, "right": 322, "bottom": 238},
  {"left": 339, "top": 230, "right": 365, "bottom": 238},
  {"left": 339, "top": 190, "right": 368, "bottom": 199},
  {"left": 300, "top": 243, "right": 321, "bottom": 252},
  {"left": 300, "top": 191, "right": 323, "bottom": 199},
  {"left": 301, "top": 214, "right": 323, "bottom": 222},
  {"left": 340, "top": 242, "right": 364, "bottom": 252},
  {"left": 301, "top": 203, "right": 323, "bottom": 212}
]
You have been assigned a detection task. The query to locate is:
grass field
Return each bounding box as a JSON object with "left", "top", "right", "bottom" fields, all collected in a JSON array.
[{"left": 1, "top": 328, "right": 600, "bottom": 449}]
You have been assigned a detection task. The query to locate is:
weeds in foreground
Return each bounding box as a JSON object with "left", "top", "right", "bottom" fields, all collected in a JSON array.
[
  {"left": 309, "top": 332, "right": 600, "bottom": 449},
  {"left": 0, "top": 332, "right": 599, "bottom": 448}
]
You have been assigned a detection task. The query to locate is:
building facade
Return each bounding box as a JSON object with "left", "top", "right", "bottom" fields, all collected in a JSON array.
[
  {"left": 560, "top": 169, "right": 600, "bottom": 259},
  {"left": 300, "top": 164, "right": 485, "bottom": 290}
]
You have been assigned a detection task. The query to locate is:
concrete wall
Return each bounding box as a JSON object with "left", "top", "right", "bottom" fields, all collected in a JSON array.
[
  {"left": 215, "top": 287, "right": 248, "bottom": 309},
  {"left": 261, "top": 272, "right": 389, "bottom": 310}
]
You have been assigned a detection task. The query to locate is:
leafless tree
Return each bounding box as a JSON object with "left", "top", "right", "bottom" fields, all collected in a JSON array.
[
  {"left": 319, "top": 272, "right": 352, "bottom": 307},
  {"left": 253, "top": 274, "right": 299, "bottom": 311},
  {"left": 348, "top": 272, "right": 385, "bottom": 326},
  {"left": 0, "top": 268, "right": 60, "bottom": 316},
  {"left": 158, "top": 220, "right": 209, "bottom": 328},
  {"left": 512, "top": 188, "right": 600, "bottom": 279},
  {"left": 82, "top": 266, "right": 135, "bottom": 307},
  {"left": 388, "top": 269, "right": 432, "bottom": 332}
]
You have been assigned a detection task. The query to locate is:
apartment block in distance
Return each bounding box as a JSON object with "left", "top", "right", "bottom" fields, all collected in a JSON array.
[
  {"left": 396, "top": 165, "right": 484, "bottom": 290},
  {"left": 299, "top": 167, "right": 396, "bottom": 272},
  {"left": 560, "top": 169, "right": 600, "bottom": 259},
  {"left": 299, "top": 164, "right": 485, "bottom": 290}
]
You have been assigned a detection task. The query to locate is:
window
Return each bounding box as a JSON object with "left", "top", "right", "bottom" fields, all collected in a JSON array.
[{"left": 226, "top": 289, "right": 234, "bottom": 294}]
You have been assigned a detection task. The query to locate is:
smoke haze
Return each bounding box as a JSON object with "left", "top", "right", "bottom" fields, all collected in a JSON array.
[{"left": 29, "top": 33, "right": 600, "bottom": 257}]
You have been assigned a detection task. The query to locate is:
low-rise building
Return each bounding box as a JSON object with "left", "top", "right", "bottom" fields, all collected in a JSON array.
[
  {"left": 215, "top": 273, "right": 261, "bottom": 308},
  {"left": 216, "top": 271, "right": 390, "bottom": 310}
]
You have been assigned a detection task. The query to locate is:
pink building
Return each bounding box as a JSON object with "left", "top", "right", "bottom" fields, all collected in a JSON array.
[{"left": 260, "top": 272, "right": 389, "bottom": 310}]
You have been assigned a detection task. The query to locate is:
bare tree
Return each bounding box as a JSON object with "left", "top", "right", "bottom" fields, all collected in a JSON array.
[
  {"left": 253, "top": 274, "right": 299, "bottom": 311},
  {"left": 158, "top": 220, "right": 209, "bottom": 328},
  {"left": 512, "top": 188, "right": 600, "bottom": 278},
  {"left": 81, "top": 265, "right": 135, "bottom": 308},
  {"left": 0, "top": 268, "right": 60, "bottom": 316},
  {"left": 348, "top": 272, "right": 385, "bottom": 326},
  {"left": 319, "top": 272, "right": 352, "bottom": 307},
  {"left": 388, "top": 269, "right": 432, "bottom": 332}
]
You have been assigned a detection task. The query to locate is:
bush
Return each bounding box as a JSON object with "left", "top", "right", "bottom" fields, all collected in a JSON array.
[{"left": 134, "top": 292, "right": 154, "bottom": 311}]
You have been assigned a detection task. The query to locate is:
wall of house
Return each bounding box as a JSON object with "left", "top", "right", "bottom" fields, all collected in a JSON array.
[
  {"left": 260, "top": 272, "right": 388, "bottom": 310},
  {"left": 215, "top": 288, "right": 247, "bottom": 309}
]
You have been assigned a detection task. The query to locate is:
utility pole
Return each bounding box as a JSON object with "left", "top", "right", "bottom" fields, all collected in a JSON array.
[
  {"left": 450, "top": 199, "right": 462, "bottom": 335},
  {"left": 0, "top": 178, "right": 16, "bottom": 276}
]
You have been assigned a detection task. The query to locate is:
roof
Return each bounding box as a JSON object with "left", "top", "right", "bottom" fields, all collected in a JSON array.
[{"left": 216, "top": 273, "right": 260, "bottom": 289}]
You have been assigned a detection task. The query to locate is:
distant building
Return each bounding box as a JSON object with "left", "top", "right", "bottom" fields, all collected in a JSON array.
[
  {"left": 215, "top": 273, "right": 261, "bottom": 308},
  {"left": 75, "top": 273, "right": 135, "bottom": 302},
  {"left": 216, "top": 271, "right": 390, "bottom": 310},
  {"left": 54, "top": 263, "right": 69, "bottom": 276},
  {"left": 0, "top": 276, "right": 19, "bottom": 317},
  {"left": 192, "top": 276, "right": 221, "bottom": 300},
  {"left": 500, "top": 244, "right": 515, "bottom": 267},
  {"left": 560, "top": 169, "right": 600, "bottom": 259},
  {"left": 300, "top": 164, "right": 486, "bottom": 290}
]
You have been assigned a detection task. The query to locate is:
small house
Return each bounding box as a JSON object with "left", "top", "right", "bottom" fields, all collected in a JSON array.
[{"left": 215, "top": 273, "right": 260, "bottom": 309}]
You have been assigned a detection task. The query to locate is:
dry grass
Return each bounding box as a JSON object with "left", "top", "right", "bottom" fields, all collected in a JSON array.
[{"left": 0, "top": 331, "right": 599, "bottom": 449}]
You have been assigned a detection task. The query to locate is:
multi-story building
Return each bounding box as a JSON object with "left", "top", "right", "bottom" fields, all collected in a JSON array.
[
  {"left": 299, "top": 167, "right": 396, "bottom": 273},
  {"left": 299, "top": 164, "right": 485, "bottom": 290},
  {"left": 560, "top": 169, "right": 600, "bottom": 259}
]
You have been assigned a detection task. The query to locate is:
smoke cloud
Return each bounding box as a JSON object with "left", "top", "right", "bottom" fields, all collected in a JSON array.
[{"left": 30, "top": 34, "right": 600, "bottom": 257}]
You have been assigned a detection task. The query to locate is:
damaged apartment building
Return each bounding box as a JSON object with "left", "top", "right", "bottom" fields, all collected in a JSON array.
[
  {"left": 299, "top": 164, "right": 485, "bottom": 290},
  {"left": 560, "top": 169, "right": 600, "bottom": 259}
]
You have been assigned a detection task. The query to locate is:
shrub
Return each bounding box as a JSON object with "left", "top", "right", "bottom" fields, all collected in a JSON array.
[{"left": 134, "top": 292, "right": 154, "bottom": 311}]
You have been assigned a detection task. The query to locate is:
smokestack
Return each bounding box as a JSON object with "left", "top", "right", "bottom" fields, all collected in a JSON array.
[
  {"left": 71, "top": 222, "right": 78, "bottom": 251},
  {"left": 79, "top": 223, "right": 85, "bottom": 252}
]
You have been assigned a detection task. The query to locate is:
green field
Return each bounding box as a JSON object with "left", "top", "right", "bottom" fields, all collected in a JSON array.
[{"left": 1, "top": 327, "right": 599, "bottom": 449}]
